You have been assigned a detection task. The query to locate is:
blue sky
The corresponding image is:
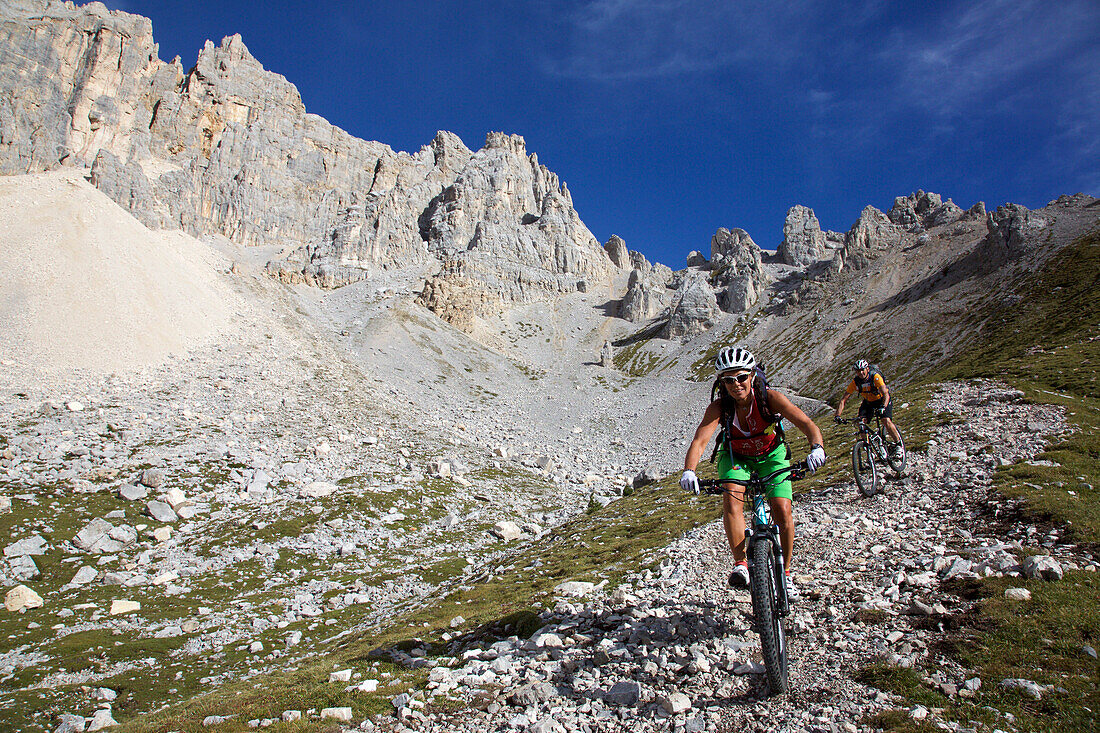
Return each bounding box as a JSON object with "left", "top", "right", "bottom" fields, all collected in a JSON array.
[{"left": 112, "top": 0, "right": 1098, "bottom": 265}]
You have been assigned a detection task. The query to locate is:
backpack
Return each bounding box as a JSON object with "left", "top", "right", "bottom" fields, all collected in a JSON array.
[
  {"left": 856, "top": 364, "right": 887, "bottom": 397},
  {"left": 709, "top": 363, "right": 790, "bottom": 462}
]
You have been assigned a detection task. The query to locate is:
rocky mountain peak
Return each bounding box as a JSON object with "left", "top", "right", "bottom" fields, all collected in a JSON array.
[
  {"left": 778, "top": 205, "right": 831, "bottom": 266},
  {"left": 888, "top": 190, "right": 965, "bottom": 231}
]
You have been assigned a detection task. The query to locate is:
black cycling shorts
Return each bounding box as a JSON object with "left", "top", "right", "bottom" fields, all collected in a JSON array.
[{"left": 859, "top": 399, "right": 892, "bottom": 420}]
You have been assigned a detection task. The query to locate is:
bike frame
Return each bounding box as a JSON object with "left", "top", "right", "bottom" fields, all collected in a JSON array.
[{"left": 699, "top": 461, "right": 806, "bottom": 618}]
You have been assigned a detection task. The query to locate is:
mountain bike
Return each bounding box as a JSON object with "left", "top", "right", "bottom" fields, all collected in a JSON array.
[
  {"left": 698, "top": 459, "right": 808, "bottom": 695},
  {"left": 838, "top": 416, "right": 905, "bottom": 497}
]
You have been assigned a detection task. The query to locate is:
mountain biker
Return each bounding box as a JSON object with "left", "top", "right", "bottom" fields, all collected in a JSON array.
[
  {"left": 834, "top": 359, "right": 902, "bottom": 454},
  {"left": 680, "top": 346, "right": 826, "bottom": 598}
]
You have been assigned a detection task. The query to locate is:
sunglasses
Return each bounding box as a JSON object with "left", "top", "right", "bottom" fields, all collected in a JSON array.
[{"left": 720, "top": 372, "right": 752, "bottom": 385}]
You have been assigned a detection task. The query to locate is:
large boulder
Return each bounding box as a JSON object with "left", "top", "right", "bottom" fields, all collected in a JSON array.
[
  {"left": 664, "top": 275, "right": 719, "bottom": 339},
  {"left": 619, "top": 268, "right": 669, "bottom": 323}
]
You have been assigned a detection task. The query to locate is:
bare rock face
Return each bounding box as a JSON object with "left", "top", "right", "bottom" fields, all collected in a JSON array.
[
  {"left": 664, "top": 274, "right": 719, "bottom": 340},
  {"left": 619, "top": 269, "right": 669, "bottom": 322},
  {"left": 708, "top": 228, "right": 768, "bottom": 313},
  {"left": 778, "top": 206, "right": 828, "bottom": 266},
  {"left": 830, "top": 205, "right": 903, "bottom": 274},
  {"left": 603, "top": 235, "right": 630, "bottom": 269},
  {"left": 415, "top": 133, "right": 614, "bottom": 318},
  {"left": 0, "top": 3, "right": 618, "bottom": 321},
  {"left": 983, "top": 203, "right": 1047, "bottom": 261},
  {"left": 888, "top": 191, "right": 963, "bottom": 231}
]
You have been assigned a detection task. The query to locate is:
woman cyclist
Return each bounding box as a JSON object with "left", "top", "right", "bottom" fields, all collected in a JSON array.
[{"left": 680, "top": 346, "right": 826, "bottom": 598}]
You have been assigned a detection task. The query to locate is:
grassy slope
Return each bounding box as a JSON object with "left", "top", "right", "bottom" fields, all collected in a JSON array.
[
  {"left": 34, "top": 232, "right": 1098, "bottom": 732},
  {"left": 855, "top": 229, "right": 1100, "bottom": 732}
]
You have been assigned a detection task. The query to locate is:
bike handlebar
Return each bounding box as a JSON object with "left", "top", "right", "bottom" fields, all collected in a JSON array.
[{"left": 696, "top": 459, "right": 810, "bottom": 495}]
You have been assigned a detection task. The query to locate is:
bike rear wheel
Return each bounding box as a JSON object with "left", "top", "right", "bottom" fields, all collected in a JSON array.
[
  {"left": 852, "top": 441, "right": 878, "bottom": 497},
  {"left": 882, "top": 428, "right": 906, "bottom": 475},
  {"left": 749, "top": 538, "right": 788, "bottom": 694}
]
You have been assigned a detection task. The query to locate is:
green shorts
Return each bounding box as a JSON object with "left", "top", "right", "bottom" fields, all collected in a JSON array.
[{"left": 716, "top": 442, "right": 793, "bottom": 500}]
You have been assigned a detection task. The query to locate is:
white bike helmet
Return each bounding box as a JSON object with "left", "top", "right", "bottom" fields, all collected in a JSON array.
[
  {"left": 854, "top": 359, "right": 869, "bottom": 370},
  {"left": 715, "top": 346, "right": 756, "bottom": 375}
]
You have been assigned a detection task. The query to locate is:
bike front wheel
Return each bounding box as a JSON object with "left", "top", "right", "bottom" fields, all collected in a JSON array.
[
  {"left": 852, "top": 440, "right": 878, "bottom": 497},
  {"left": 749, "top": 538, "right": 788, "bottom": 695}
]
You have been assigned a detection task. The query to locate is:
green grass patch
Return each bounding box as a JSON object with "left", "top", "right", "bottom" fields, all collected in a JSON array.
[{"left": 852, "top": 227, "right": 1100, "bottom": 731}]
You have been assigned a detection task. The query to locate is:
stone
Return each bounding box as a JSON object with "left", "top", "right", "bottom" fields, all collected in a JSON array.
[
  {"left": 1004, "top": 587, "right": 1031, "bottom": 601},
  {"left": 118, "top": 485, "right": 147, "bottom": 501},
  {"left": 152, "top": 527, "right": 172, "bottom": 542},
  {"left": 509, "top": 682, "right": 559, "bottom": 706},
  {"left": 329, "top": 669, "right": 352, "bottom": 683},
  {"left": 5, "top": 534, "right": 47, "bottom": 557},
  {"left": 299, "top": 482, "right": 336, "bottom": 499},
  {"left": 1021, "top": 555, "right": 1063, "bottom": 581},
  {"left": 145, "top": 501, "right": 177, "bottom": 523},
  {"left": 202, "top": 716, "right": 235, "bottom": 726},
  {"left": 281, "top": 711, "right": 301, "bottom": 722},
  {"left": 320, "top": 708, "right": 352, "bottom": 722},
  {"left": 1000, "top": 677, "right": 1047, "bottom": 699},
  {"left": 70, "top": 566, "right": 98, "bottom": 586},
  {"left": 604, "top": 680, "right": 642, "bottom": 706},
  {"left": 490, "top": 521, "right": 523, "bottom": 541},
  {"left": 659, "top": 692, "right": 692, "bottom": 714},
  {"left": 73, "top": 518, "right": 115, "bottom": 552},
  {"left": 87, "top": 709, "right": 117, "bottom": 731},
  {"left": 140, "top": 469, "right": 165, "bottom": 488},
  {"left": 109, "top": 600, "right": 140, "bottom": 615},
  {"left": 554, "top": 581, "right": 596, "bottom": 597},
  {"left": 54, "top": 714, "right": 86, "bottom": 733},
  {"left": 633, "top": 465, "right": 662, "bottom": 488},
  {"left": 5, "top": 584, "right": 44, "bottom": 612},
  {"left": 8, "top": 554, "right": 40, "bottom": 581}
]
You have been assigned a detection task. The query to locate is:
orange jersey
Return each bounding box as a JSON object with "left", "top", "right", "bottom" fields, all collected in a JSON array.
[{"left": 846, "top": 372, "right": 887, "bottom": 402}]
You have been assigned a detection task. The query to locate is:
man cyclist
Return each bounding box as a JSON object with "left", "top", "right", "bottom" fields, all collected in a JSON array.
[
  {"left": 834, "top": 359, "right": 902, "bottom": 456},
  {"left": 680, "top": 346, "right": 826, "bottom": 598}
]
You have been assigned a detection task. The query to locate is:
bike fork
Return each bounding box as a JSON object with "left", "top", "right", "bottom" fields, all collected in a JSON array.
[{"left": 746, "top": 528, "right": 790, "bottom": 617}]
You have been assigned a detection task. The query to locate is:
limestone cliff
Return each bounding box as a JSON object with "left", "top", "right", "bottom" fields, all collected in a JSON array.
[{"left": 0, "top": 1, "right": 616, "bottom": 317}]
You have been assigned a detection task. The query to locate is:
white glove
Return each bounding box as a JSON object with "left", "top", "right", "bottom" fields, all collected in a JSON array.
[
  {"left": 680, "top": 469, "right": 700, "bottom": 495},
  {"left": 806, "top": 446, "right": 826, "bottom": 473}
]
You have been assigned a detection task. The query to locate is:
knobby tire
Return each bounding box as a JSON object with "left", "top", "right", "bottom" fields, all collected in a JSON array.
[
  {"left": 852, "top": 440, "right": 878, "bottom": 497},
  {"left": 749, "top": 538, "right": 788, "bottom": 694}
]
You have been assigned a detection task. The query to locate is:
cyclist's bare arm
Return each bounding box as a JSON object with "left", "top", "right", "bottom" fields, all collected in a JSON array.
[
  {"left": 684, "top": 399, "right": 722, "bottom": 471},
  {"left": 766, "top": 390, "right": 824, "bottom": 449}
]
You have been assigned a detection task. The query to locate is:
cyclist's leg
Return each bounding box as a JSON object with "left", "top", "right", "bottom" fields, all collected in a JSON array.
[
  {"left": 721, "top": 484, "right": 747, "bottom": 561},
  {"left": 716, "top": 447, "right": 751, "bottom": 562},
  {"left": 768, "top": 496, "right": 794, "bottom": 569},
  {"left": 880, "top": 402, "right": 901, "bottom": 442}
]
